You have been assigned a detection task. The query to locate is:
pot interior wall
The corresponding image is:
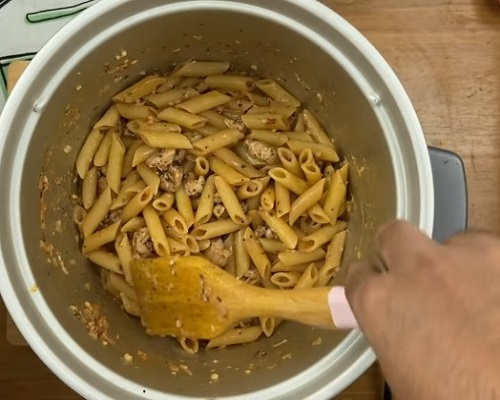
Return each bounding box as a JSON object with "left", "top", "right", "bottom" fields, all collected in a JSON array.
[{"left": 19, "top": 6, "right": 395, "bottom": 397}]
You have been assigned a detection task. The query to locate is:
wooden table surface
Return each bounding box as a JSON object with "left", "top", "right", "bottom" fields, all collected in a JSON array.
[{"left": 1, "top": 1, "right": 499, "bottom": 399}]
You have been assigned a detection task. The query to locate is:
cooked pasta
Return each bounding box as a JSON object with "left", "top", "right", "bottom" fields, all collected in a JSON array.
[{"left": 73, "top": 60, "right": 350, "bottom": 353}]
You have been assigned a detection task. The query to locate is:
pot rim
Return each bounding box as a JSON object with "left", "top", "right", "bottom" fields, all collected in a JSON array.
[{"left": 0, "top": 0, "right": 434, "bottom": 399}]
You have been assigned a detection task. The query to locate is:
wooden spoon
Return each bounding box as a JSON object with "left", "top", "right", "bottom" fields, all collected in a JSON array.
[{"left": 131, "top": 256, "right": 355, "bottom": 339}]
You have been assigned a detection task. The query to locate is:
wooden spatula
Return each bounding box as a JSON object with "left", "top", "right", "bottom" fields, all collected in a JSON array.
[{"left": 131, "top": 256, "right": 356, "bottom": 339}]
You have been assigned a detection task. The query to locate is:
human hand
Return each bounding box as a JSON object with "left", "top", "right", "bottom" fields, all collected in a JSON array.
[{"left": 346, "top": 220, "right": 500, "bottom": 400}]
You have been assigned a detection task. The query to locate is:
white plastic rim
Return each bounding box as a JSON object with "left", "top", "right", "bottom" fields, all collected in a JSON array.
[{"left": 0, "top": 0, "right": 434, "bottom": 399}]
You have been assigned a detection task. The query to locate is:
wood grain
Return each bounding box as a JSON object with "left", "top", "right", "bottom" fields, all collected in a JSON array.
[{"left": 2, "top": 1, "right": 500, "bottom": 398}]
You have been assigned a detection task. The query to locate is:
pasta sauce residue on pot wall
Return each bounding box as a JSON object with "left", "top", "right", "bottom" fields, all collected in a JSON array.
[{"left": 72, "top": 60, "right": 349, "bottom": 354}]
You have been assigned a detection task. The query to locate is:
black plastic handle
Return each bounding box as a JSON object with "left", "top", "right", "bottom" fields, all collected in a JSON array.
[
  {"left": 383, "top": 147, "right": 468, "bottom": 399},
  {"left": 428, "top": 146, "right": 468, "bottom": 242}
]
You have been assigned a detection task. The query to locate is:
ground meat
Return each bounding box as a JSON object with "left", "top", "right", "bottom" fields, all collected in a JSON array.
[
  {"left": 239, "top": 269, "right": 260, "bottom": 286},
  {"left": 213, "top": 204, "right": 226, "bottom": 219},
  {"left": 175, "top": 150, "right": 186, "bottom": 163},
  {"left": 245, "top": 139, "right": 278, "bottom": 164},
  {"left": 255, "top": 225, "right": 278, "bottom": 240},
  {"left": 97, "top": 176, "right": 107, "bottom": 195},
  {"left": 146, "top": 149, "right": 176, "bottom": 172},
  {"left": 159, "top": 164, "right": 184, "bottom": 193},
  {"left": 203, "top": 238, "right": 232, "bottom": 267},
  {"left": 132, "top": 227, "right": 155, "bottom": 258},
  {"left": 183, "top": 172, "right": 205, "bottom": 197},
  {"left": 183, "top": 131, "right": 203, "bottom": 143},
  {"left": 100, "top": 209, "right": 121, "bottom": 228},
  {"left": 224, "top": 117, "right": 246, "bottom": 133},
  {"left": 214, "top": 192, "right": 223, "bottom": 204},
  {"left": 70, "top": 302, "right": 113, "bottom": 344}
]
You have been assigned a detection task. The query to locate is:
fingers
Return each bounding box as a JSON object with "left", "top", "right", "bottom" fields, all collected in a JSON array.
[
  {"left": 345, "top": 260, "right": 387, "bottom": 320},
  {"left": 376, "top": 220, "right": 437, "bottom": 272}
]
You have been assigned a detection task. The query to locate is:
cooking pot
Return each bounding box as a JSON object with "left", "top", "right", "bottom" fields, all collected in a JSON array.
[{"left": 0, "top": 0, "right": 466, "bottom": 399}]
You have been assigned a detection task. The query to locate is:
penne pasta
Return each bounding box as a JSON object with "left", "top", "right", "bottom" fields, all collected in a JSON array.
[
  {"left": 294, "top": 263, "right": 319, "bottom": 290},
  {"left": 294, "top": 112, "right": 306, "bottom": 132},
  {"left": 136, "top": 163, "right": 161, "bottom": 195},
  {"left": 270, "top": 271, "right": 301, "bottom": 288},
  {"left": 260, "top": 210, "right": 298, "bottom": 250},
  {"left": 120, "top": 186, "right": 154, "bottom": 222},
  {"left": 167, "top": 237, "right": 189, "bottom": 256},
  {"left": 192, "top": 129, "right": 244, "bottom": 155},
  {"left": 157, "top": 107, "right": 207, "bottom": 129},
  {"left": 87, "top": 250, "right": 122, "bottom": 274},
  {"left": 122, "top": 140, "right": 144, "bottom": 178},
  {"left": 277, "top": 147, "right": 303, "bottom": 178},
  {"left": 93, "top": 128, "right": 113, "bottom": 167},
  {"left": 82, "top": 167, "right": 98, "bottom": 210},
  {"left": 208, "top": 156, "right": 250, "bottom": 186},
  {"left": 175, "top": 185, "right": 195, "bottom": 228},
  {"left": 247, "top": 103, "right": 297, "bottom": 118},
  {"left": 115, "top": 233, "right": 134, "bottom": 284},
  {"left": 93, "top": 104, "right": 120, "bottom": 130},
  {"left": 268, "top": 167, "right": 309, "bottom": 195},
  {"left": 176, "top": 337, "right": 200, "bottom": 354},
  {"left": 152, "top": 192, "right": 175, "bottom": 212},
  {"left": 107, "top": 272, "right": 136, "bottom": 300},
  {"left": 260, "top": 183, "right": 275, "bottom": 211},
  {"left": 285, "top": 131, "right": 312, "bottom": 142},
  {"left": 307, "top": 203, "right": 331, "bottom": 225},
  {"left": 298, "top": 148, "right": 315, "bottom": 165},
  {"left": 339, "top": 162, "right": 349, "bottom": 183},
  {"left": 182, "top": 235, "right": 200, "bottom": 254},
  {"left": 162, "top": 208, "right": 189, "bottom": 236},
  {"left": 82, "top": 186, "right": 113, "bottom": 238},
  {"left": 145, "top": 87, "right": 199, "bottom": 109},
  {"left": 137, "top": 130, "right": 193, "bottom": 149},
  {"left": 298, "top": 221, "right": 348, "bottom": 252},
  {"left": 113, "top": 75, "right": 167, "bottom": 103},
  {"left": 142, "top": 205, "right": 170, "bottom": 256},
  {"left": 127, "top": 120, "right": 181, "bottom": 135},
  {"left": 199, "top": 110, "right": 228, "bottom": 129},
  {"left": 301, "top": 162, "right": 322, "bottom": 184},
  {"left": 115, "top": 102, "right": 157, "bottom": 120},
  {"left": 194, "top": 156, "right": 210, "bottom": 176},
  {"left": 287, "top": 140, "right": 339, "bottom": 162},
  {"left": 191, "top": 219, "right": 241, "bottom": 240},
  {"left": 302, "top": 109, "right": 335, "bottom": 147},
  {"left": 212, "top": 148, "right": 264, "bottom": 178},
  {"left": 132, "top": 145, "right": 156, "bottom": 168},
  {"left": 176, "top": 90, "right": 231, "bottom": 114},
  {"left": 260, "top": 317, "right": 276, "bottom": 338},
  {"left": 206, "top": 326, "right": 262, "bottom": 349},
  {"left": 234, "top": 228, "right": 251, "bottom": 278},
  {"left": 173, "top": 61, "right": 230, "bottom": 77},
  {"left": 205, "top": 74, "right": 255, "bottom": 92},
  {"left": 195, "top": 175, "right": 215, "bottom": 225},
  {"left": 259, "top": 238, "right": 288, "bottom": 255},
  {"left": 323, "top": 170, "right": 347, "bottom": 225},
  {"left": 243, "top": 227, "right": 271, "bottom": 280},
  {"left": 255, "top": 79, "right": 300, "bottom": 108},
  {"left": 83, "top": 222, "right": 121, "bottom": 254},
  {"left": 241, "top": 113, "right": 290, "bottom": 131},
  {"left": 271, "top": 261, "right": 310, "bottom": 273},
  {"left": 274, "top": 182, "right": 291, "bottom": 218},
  {"left": 107, "top": 132, "right": 126, "bottom": 193},
  {"left": 76, "top": 129, "right": 105, "bottom": 178},
  {"left": 120, "top": 216, "right": 145, "bottom": 233},
  {"left": 249, "top": 130, "right": 288, "bottom": 147},
  {"left": 289, "top": 179, "right": 326, "bottom": 225},
  {"left": 278, "top": 248, "right": 326, "bottom": 266},
  {"left": 236, "top": 179, "right": 264, "bottom": 200},
  {"left": 214, "top": 176, "right": 248, "bottom": 226},
  {"left": 120, "top": 293, "right": 141, "bottom": 317},
  {"left": 318, "top": 230, "right": 347, "bottom": 286},
  {"left": 111, "top": 180, "right": 146, "bottom": 211}
]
